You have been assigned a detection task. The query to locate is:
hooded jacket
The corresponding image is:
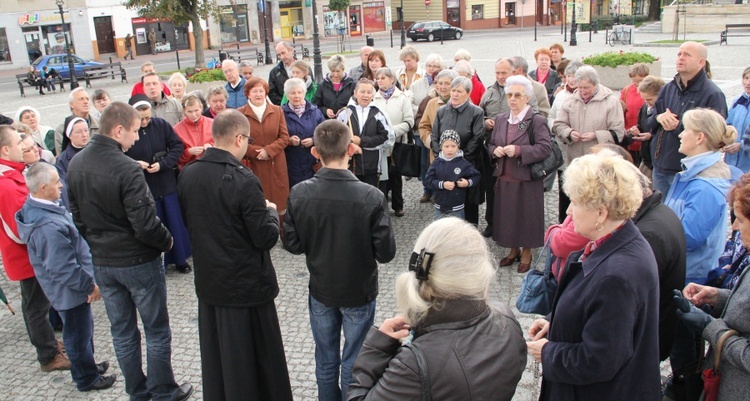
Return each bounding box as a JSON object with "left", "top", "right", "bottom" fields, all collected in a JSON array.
[
  {"left": 665, "top": 151, "right": 731, "bottom": 283},
  {"left": 338, "top": 99, "right": 394, "bottom": 177},
  {"left": 0, "top": 159, "right": 34, "bottom": 281},
  {"left": 724, "top": 93, "right": 750, "bottom": 172},
  {"left": 16, "top": 196, "right": 95, "bottom": 311}
]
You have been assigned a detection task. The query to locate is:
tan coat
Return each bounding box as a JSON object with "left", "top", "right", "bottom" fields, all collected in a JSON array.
[
  {"left": 418, "top": 96, "right": 447, "bottom": 163},
  {"left": 552, "top": 84, "right": 625, "bottom": 165},
  {"left": 238, "top": 102, "right": 290, "bottom": 213}
]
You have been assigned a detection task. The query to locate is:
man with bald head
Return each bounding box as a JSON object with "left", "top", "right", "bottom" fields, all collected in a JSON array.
[
  {"left": 647, "top": 41, "right": 727, "bottom": 195},
  {"left": 222, "top": 59, "right": 247, "bottom": 108},
  {"left": 269, "top": 41, "right": 312, "bottom": 105},
  {"left": 349, "top": 46, "right": 373, "bottom": 81}
]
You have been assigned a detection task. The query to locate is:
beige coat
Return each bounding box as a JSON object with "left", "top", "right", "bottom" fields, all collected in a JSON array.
[
  {"left": 552, "top": 84, "right": 625, "bottom": 165},
  {"left": 418, "top": 96, "right": 447, "bottom": 163}
]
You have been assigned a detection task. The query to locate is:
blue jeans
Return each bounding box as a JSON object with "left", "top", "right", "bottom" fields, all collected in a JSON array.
[
  {"left": 652, "top": 168, "right": 676, "bottom": 198},
  {"left": 434, "top": 207, "right": 465, "bottom": 220},
  {"left": 95, "top": 258, "right": 178, "bottom": 401},
  {"left": 59, "top": 302, "right": 100, "bottom": 390},
  {"left": 309, "top": 295, "right": 375, "bottom": 401}
]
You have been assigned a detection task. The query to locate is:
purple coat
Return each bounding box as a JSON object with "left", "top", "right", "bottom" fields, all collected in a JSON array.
[{"left": 487, "top": 110, "right": 552, "bottom": 180}]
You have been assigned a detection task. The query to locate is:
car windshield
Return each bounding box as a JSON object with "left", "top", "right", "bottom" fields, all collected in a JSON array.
[
  {"left": 31, "top": 57, "right": 43, "bottom": 67},
  {"left": 411, "top": 23, "right": 425, "bottom": 29}
]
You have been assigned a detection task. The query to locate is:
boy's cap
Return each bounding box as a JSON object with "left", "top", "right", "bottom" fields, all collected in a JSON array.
[{"left": 440, "top": 130, "right": 460, "bottom": 147}]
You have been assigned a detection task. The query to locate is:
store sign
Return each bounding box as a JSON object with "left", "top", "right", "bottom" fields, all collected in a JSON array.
[
  {"left": 19, "top": 12, "right": 71, "bottom": 26},
  {"left": 362, "top": 1, "right": 384, "bottom": 7}
]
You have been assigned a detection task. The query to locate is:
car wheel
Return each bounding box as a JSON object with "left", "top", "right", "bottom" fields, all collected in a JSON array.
[
  {"left": 455, "top": 31, "right": 462, "bottom": 40},
  {"left": 427, "top": 33, "right": 434, "bottom": 42},
  {"left": 410, "top": 37, "right": 417, "bottom": 42}
]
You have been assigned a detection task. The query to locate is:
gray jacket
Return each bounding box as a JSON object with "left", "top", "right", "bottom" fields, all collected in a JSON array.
[
  {"left": 152, "top": 94, "right": 183, "bottom": 126},
  {"left": 347, "top": 299, "right": 527, "bottom": 401},
  {"left": 703, "top": 267, "right": 750, "bottom": 401}
]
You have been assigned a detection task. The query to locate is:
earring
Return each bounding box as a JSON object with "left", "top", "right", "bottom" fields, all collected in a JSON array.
[{"left": 595, "top": 221, "right": 604, "bottom": 232}]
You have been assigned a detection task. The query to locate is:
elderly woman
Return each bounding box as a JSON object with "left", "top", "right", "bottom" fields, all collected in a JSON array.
[
  {"left": 55, "top": 117, "right": 89, "bottom": 180},
  {"left": 173, "top": 94, "right": 214, "bottom": 170},
  {"left": 314, "top": 55, "right": 355, "bottom": 119},
  {"left": 410, "top": 53, "right": 445, "bottom": 115},
  {"left": 238, "top": 77, "right": 291, "bottom": 215},
  {"left": 373, "top": 67, "right": 415, "bottom": 217},
  {"left": 396, "top": 45, "right": 423, "bottom": 90},
  {"left": 527, "top": 153, "right": 661, "bottom": 401},
  {"left": 283, "top": 78, "right": 325, "bottom": 187},
  {"left": 202, "top": 86, "right": 228, "bottom": 119},
  {"left": 530, "top": 48, "right": 562, "bottom": 104},
  {"left": 620, "top": 63, "right": 649, "bottom": 165},
  {"left": 553, "top": 65, "right": 625, "bottom": 224},
  {"left": 168, "top": 72, "right": 188, "bottom": 101},
  {"left": 453, "top": 60, "right": 485, "bottom": 106},
  {"left": 430, "top": 76, "right": 486, "bottom": 225},
  {"left": 724, "top": 66, "right": 750, "bottom": 172},
  {"left": 280, "top": 60, "right": 317, "bottom": 105},
  {"left": 488, "top": 75, "right": 552, "bottom": 272},
  {"left": 347, "top": 217, "right": 527, "bottom": 400},
  {"left": 675, "top": 173, "right": 750, "bottom": 401},
  {"left": 239, "top": 60, "right": 254, "bottom": 81},
  {"left": 16, "top": 106, "right": 55, "bottom": 155}
]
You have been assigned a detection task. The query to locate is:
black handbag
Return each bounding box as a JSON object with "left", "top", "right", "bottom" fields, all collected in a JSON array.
[
  {"left": 391, "top": 134, "right": 422, "bottom": 178},
  {"left": 527, "top": 113, "right": 564, "bottom": 180}
]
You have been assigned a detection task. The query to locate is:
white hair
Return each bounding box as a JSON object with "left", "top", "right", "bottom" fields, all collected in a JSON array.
[
  {"left": 505, "top": 75, "right": 533, "bottom": 97},
  {"left": 284, "top": 77, "right": 307, "bottom": 95},
  {"left": 25, "top": 162, "right": 57, "bottom": 194},
  {"left": 68, "top": 87, "right": 87, "bottom": 104},
  {"left": 453, "top": 60, "right": 474, "bottom": 77},
  {"left": 574, "top": 65, "right": 601, "bottom": 86}
]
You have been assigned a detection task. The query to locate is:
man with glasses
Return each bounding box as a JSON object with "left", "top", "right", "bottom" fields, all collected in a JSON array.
[
  {"left": 178, "top": 109, "right": 293, "bottom": 401},
  {"left": 222, "top": 59, "right": 248, "bottom": 109}
]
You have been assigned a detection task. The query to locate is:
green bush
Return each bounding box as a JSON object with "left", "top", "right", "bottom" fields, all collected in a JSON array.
[
  {"left": 579, "top": 15, "right": 651, "bottom": 31},
  {"left": 188, "top": 68, "right": 226, "bottom": 84},
  {"left": 583, "top": 51, "right": 658, "bottom": 68}
]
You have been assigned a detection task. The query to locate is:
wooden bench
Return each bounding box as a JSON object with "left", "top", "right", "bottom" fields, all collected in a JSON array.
[
  {"left": 82, "top": 62, "right": 127, "bottom": 88},
  {"left": 720, "top": 24, "right": 750, "bottom": 45},
  {"left": 292, "top": 43, "right": 310, "bottom": 60},
  {"left": 221, "top": 48, "right": 265, "bottom": 65}
]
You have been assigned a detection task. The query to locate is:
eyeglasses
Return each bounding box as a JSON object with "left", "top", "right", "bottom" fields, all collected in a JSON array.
[
  {"left": 237, "top": 133, "right": 254, "bottom": 143},
  {"left": 505, "top": 92, "right": 526, "bottom": 99}
]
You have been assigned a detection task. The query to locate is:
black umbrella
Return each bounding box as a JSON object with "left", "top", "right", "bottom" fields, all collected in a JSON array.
[{"left": 0, "top": 284, "right": 15, "bottom": 315}]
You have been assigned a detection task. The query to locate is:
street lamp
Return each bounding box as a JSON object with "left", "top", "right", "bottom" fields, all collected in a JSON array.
[
  {"left": 260, "top": 0, "right": 273, "bottom": 65},
  {"left": 570, "top": 0, "right": 577, "bottom": 46},
  {"left": 55, "top": 0, "right": 79, "bottom": 90},
  {"left": 311, "top": 0, "right": 322, "bottom": 82},
  {"left": 400, "top": 0, "right": 406, "bottom": 49}
]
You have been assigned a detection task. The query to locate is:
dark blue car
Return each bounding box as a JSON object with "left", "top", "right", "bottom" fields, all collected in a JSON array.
[{"left": 32, "top": 54, "right": 103, "bottom": 80}]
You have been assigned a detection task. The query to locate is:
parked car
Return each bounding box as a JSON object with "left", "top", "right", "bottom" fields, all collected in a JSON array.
[
  {"left": 407, "top": 21, "right": 463, "bottom": 42},
  {"left": 32, "top": 54, "right": 104, "bottom": 80}
]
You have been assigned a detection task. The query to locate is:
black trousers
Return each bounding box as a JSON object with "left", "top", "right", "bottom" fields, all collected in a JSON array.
[
  {"left": 356, "top": 173, "right": 379, "bottom": 188},
  {"left": 199, "top": 300, "right": 293, "bottom": 401},
  {"left": 378, "top": 158, "right": 404, "bottom": 211},
  {"left": 19, "top": 276, "right": 58, "bottom": 364},
  {"left": 484, "top": 175, "right": 498, "bottom": 228},
  {"left": 558, "top": 169, "right": 570, "bottom": 223}
]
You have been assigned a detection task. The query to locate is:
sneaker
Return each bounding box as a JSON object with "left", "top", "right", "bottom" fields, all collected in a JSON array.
[
  {"left": 41, "top": 352, "right": 71, "bottom": 372},
  {"left": 80, "top": 374, "right": 116, "bottom": 391}
]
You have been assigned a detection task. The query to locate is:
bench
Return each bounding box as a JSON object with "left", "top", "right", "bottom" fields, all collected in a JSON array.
[
  {"left": 291, "top": 43, "right": 310, "bottom": 60},
  {"left": 221, "top": 48, "right": 265, "bottom": 65},
  {"left": 720, "top": 24, "right": 750, "bottom": 45},
  {"left": 15, "top": 72, "right": 64, "bottom": 97},
  {"left": 82, "top": 62, "right": 127, "bottom": 88}
]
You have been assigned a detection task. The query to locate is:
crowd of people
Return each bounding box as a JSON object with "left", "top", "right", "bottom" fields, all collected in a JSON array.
[{"left": 0, "top": 38, "right": 749, "bottom": 401}]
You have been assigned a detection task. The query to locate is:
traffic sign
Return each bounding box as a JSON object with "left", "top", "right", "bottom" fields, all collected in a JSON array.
[{"left": 425, "top": 0, "right": 431, "bottom": 6}]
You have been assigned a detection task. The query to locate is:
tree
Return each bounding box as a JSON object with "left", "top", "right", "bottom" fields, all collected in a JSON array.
[
  {"left": 328, "top": 0, "right": 350, "bottom": 52},
  {"left": 648, "top": 0, "right": 661, "bottom": 21},
  {"left": 124, "top": 0, "right": 222, "bottom": 68}
]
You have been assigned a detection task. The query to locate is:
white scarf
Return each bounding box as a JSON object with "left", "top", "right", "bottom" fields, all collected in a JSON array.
[{"left": 249, "top": 101, "right": 267, "bottom": 122}]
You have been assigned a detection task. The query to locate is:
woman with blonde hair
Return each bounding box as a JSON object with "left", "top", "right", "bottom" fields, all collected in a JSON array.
[
  {"left": 528, "top": 153, "right": 661, "bottom": 401},
  {"left": 348, "top": 217, "right": 526, "bottom": 400},
  {"left": 167, "top": 72, "right": 188, "bottom": 101},
  {"left": 396, "top": 45, "right": 423, "bottom": 90},
  {"left": 314, "top": 54, "right": 355, "bottom": 119},
  {"left": 281, "top": 60, "right": 317, "bottom": 105}
]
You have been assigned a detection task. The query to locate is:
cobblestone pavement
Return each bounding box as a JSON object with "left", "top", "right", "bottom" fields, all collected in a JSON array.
[{"left": 1, "top": 26, "right": 749, "bottom": 400}]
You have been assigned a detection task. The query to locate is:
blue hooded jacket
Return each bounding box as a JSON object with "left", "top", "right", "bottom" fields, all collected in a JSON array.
[
  {"left": 665, "top": 151, "right": 731, "bottom": 284},
  {"left": 15, "top": 196, "right": 95, "bottom": 311},
  {"left": 724, "top": 93, "right": 750, "bottom": 172}
]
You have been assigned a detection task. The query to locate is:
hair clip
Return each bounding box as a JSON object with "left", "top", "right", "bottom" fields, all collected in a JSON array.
[{"left": 409, "top": 248, "right": 435, "bottom": 281}]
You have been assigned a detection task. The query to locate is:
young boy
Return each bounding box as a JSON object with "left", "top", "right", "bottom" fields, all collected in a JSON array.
[{"left": 424, "top": 130, "right": 480, "bottom": 220}]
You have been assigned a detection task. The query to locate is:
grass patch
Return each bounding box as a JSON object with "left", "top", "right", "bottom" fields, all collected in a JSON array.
[{"left": 648, "top": 39, "right": 708, "bottom": 44}]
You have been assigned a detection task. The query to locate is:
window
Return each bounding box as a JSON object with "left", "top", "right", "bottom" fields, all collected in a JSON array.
[
  {"left": 0, "top": 28, "right": 10, "bottom": 62},
  {"left": 472, "top": 5, "right": 484, "bottom": 20}
]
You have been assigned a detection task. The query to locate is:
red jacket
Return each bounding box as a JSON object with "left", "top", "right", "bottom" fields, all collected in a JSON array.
[
  {"left": 0, "top": 159, "right": 35, "bottom": 281},
  {"left": 470, "top": 73, "right": 486, "bottom": 106},
  {"left": 173, "top": 116, "right": 214, "bottom": 170},
  {"left": 131, "top": 82, "right": 172, "bottom": 97}
]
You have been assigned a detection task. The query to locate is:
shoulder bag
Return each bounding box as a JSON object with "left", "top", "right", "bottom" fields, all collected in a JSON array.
[
  {"left": 516, "top": 235, "right": 559, "bottom": 315},
  {"left": 527, "top": 113, "right": 564, "bottom": 181},
  {"left": 391, "top": 133, "right": 422, "bottom": 177},
  {"left": 700, "top": 329, "right": 739, "bottom": 401}
]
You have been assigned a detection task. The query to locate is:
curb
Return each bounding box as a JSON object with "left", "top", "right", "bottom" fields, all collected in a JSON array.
[{"left": 634, "top": 40, "right": 720, "bottom": 47}]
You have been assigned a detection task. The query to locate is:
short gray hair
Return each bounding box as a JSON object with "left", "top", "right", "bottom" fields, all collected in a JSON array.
[
  {"left": 68, "top": 87, "right": 88, "bottom": 104},
  {"left": 505, "top": 75, "right": 533, "bottom": 97},
  {"left": 510, "top": 56, "right": 529, "bottom": 74},
  {"left": 25, "top": 162, "right": 57, "bottom": 194},
  {"left": 221, "top": 59, "right": 238, "bottom": 70},
  {"left": 453, "top": 60, "right": 474, "bottom": 77},
  {"left": 239, "top": 60, "right": 254, "bottom": 68},
  {"left": 423, "top": 53, "right": 445, "bottom": 69},
  {"left": 451, "top": 76, "right": 472, "bottom": 93},
  {"left": 436, "top": 69, "right": 458, "bottom": 82},
  {"left": 284, "top": 77, "right": 307, "bottom": 95},
  {"left": 564, "top": 61, "right": 584, "bottom": 77},
  {"left": 454, "top": 49, "right": 471, "bottom": 62},
  {"left": 375, "top": 67, "right": 396, "bottom": 81},
  {"left": 206, "top": 85, "right": 228, "bottom": 101},
  {"left": 327, "top": 54, "right": 346, "bottom": 72},
  {"left": 575, "top": 65, "right": 601, "bottom": 86},
  {"left": 276, "top": 41, "right": 293, "bottom": 51}
]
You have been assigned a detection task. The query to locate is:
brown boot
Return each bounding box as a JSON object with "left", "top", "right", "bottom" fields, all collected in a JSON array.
[{"left": 41, "top": 352, "right": 71, "bottom": 372}]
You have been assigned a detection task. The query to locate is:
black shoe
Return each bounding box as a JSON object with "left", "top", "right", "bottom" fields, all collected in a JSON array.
[
  {"left": 481, "top": 226, "right": 492, "bottom": 238},
  {"left": 96, "top": 361, "right": 109, "bottom": 375},
  {"left": 175, "top": 383, "right": 194, "bottom": 401},
  {"left": 80, "top": 374, "right": 116, "bottom": 391},
  {"left": 176, "top": 264, "right": 192, "bottom": 274}
]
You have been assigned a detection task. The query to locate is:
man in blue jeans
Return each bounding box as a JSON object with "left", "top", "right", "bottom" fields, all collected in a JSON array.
[
  {"left": 66, "top": 102, "right": 193, "bottom": 401},
  {"left": 283, "top": 119, "right": 396, "bottom": 401}
]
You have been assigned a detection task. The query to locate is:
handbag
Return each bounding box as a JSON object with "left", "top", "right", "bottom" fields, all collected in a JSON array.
[
  {"left": 527, "top": 113, "right": 564, "bottom": 181},
  {"left": 516, "top": 236, "right": 558, "bottom": 315},
  {"left": 700, "top": 329, "right": 739, "bottom": 401},
  {"left": 391, "top": 134, "right": 422, "bottom": 177}
]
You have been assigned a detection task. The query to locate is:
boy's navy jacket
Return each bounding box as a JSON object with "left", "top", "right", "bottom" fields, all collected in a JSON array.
[{"left": 424, "top": 151, "right": 481, "bottom": 211}]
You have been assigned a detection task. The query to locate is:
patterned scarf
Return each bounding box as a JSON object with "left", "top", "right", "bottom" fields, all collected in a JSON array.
[
  {"left": 380, "top": 86, "right": 396, "bottom": 100},
  {"left": 291, "top": 103, "right": 306, "bottom": 117},
  {"left": 580, "top": 222, "right": 626, "bottom": 261}
]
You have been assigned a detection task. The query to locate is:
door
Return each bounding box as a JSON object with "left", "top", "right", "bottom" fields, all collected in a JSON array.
[
  {"left": 506, "top": 2, "right": 516, "bottom": 24},
  {"left": 94, "top": 16, "right": 116, "bottom": 54},
  {"left": 447, "top": 8, "right": 460, "bottom": 27},
  {"left": 24, "top": 30, "right": 43, "bottom": 63},
  {"left": 236, "top": 14, "right": 249, "bottom": 42},
  {"left": 349, "top": 6, "right": 362, "bottom": 36},
  {"left": 280, "top": 11, "right": 292, "bottom": 39}
]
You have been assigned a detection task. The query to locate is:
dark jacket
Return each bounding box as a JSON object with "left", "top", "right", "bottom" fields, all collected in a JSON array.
[
  {"left": 530, "top": 68, "right": 562, "bottom": 104},
  {"left": 637, "top": 103, "right": 654, "bottom": 168},
  {"left": 282, "top": 168, "right": 396, "bottom": 308},
  {"left": 424, "top": 152, "right": 480, "bottom": 211},
  {"left": 124, "top": 116, "right": 184, "bottom": 198},
  {"left": 632, "top": 190, "right": 687, "bottom": 361},
  {"left": 55, "top": 146, "right": 82, "bottom": 210},
  {"left": 0, "top": 114, "right": 13, "bottom": 125},
  {"left": 269, "top": 61, "right": 291, "bottom": 105},
  {"left": 225, "top": 77, "right": 247, "bottom": 109},
  {"left": 347, "top": 300, "right": 527, "bottom": 401},
  {"left": 313, "top": 74, "right": 356, "bottom": 119},
  {"left": 487, "top": 111, "right": 552, "bottom": 181},
  {"left": 67, "top": 135, "right": 172, "bottom": 267},
  {"left": 541, "top": 220, "right": 661, "bottom": 401},
  {"left": 345, "top": 104, "right": 391, "bottom": 176},
  {"left": 178, "top": 147, "right": 280, "bottom": 307},
  {"left": 282, "top": 101, "right": 325, "bottom": 188},
  {"left": 648, "top": 69, "right": 727, "bottom": 174}
]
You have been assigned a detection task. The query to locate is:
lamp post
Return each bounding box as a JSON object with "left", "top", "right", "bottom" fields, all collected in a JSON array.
[
  {"left": 400, "top": 0, "right": 406, "bottom": 49},
  {"left": 570, "top": 0, "right": 577, "bottom": 46},
  {"left": 260, "top": 0, "right": 273, "bottom": 64},
  {"left": 311, "top": 0, "right": 322, "bottom": 82},
  {"left": 55, "top": 0, "right": 79, "bottom": 90}
]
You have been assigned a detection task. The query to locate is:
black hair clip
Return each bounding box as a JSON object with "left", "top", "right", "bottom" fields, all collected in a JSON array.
[{"left": 409, "top": 249, "right": 435, "bottom": 281}]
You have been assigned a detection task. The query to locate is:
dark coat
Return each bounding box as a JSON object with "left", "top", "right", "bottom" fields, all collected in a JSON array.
[
  {"left": 424, "top": 154, "right": 480, "bottom": 211},
  {"left": 647, "top": 69, "right": 727, "bottom": 174},
  {"left": 347, "top": 300, "right": 527, "bottom": 401},
  {"left": 268, "top": 61, "right": 290, "bottom": 105},
  {"left": 487, "top": 111, "right": 552, "bottom": 181},
  {"left": 346, "top": 104, "right": 390, "bottom": 176},
  {"left": 313, "top": 75, "right": 356, "bottom": 119},
  {"left": 67, "top": 135, "right": 172, "bottom": 267},
  {"left": 632, "top": 190, "right": 687, "bottom": 361},
  {"left": 282, "top": 101, "right": 325, "bottom": 187},
  {"left": 541, "top": 220, "right": 661, "bottom": 401},
  {"left": 124, "top": 116, "right": 184, "bottom": 198},
  {"left": 530, "top": 68, "right": 562, "bottom": 104},
  {"left": 282, "top": 168, "right": 396, "bottom": 308},
  {"left": 178, "top": 147, "right": 280, "bottom": 307},
  {"left": 637, "top": 103, "right": 654, "bottom": 168}
]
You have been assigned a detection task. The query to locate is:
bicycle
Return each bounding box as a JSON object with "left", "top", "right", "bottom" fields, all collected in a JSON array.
[{"left": 609, "top": 24, "right": 631, "bottom": 46}]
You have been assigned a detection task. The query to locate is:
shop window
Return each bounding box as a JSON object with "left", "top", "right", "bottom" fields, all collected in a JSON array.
[
  {"left": 0, "top": 28, "right": 12, "bottom": 62},
  {"left": 472, "top": 5, "right": 484, "bottom": 20}
]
